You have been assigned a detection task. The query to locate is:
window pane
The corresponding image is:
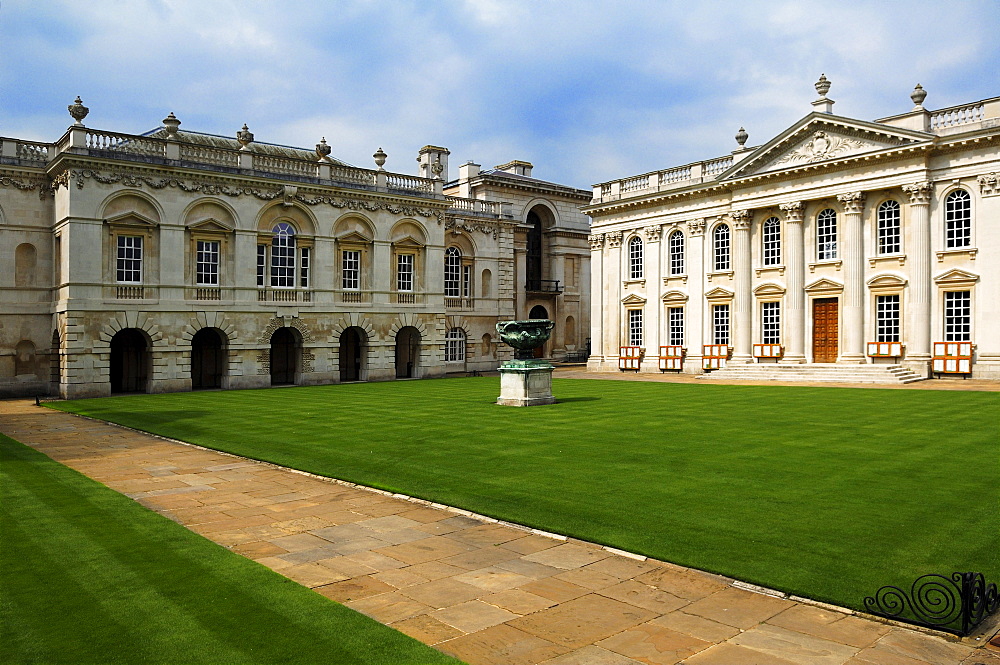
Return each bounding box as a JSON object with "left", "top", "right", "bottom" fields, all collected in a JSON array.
[
  {"left": 397, "top": 254, "right": 413, "bottom": 292},
  {"left": 714, "top": 225, "right": 730, "bottom": 271},
  {"left": 669, "top": 231, "right": 685, "bottom": 275},
  {"left": 271, "top": 224, "right": 295, "bottom": 288},
  {"left": 629, "top": 236, "right": 643, "bottom": 279},
  {"left": 877, "top": 201, "right": 901, "bottom": 255},
  {"left": 116, "top": 236, "right": 142, "bottom": 283},
  {"left": 300, "top": 247, "right": 310, "bottom": 288},
  {"left": 945, "top": 190, "right": 971, "bottom": 248},
  {"left": 944, "top": 291, "right": 971, "bottom": 342},
  {"left": 256, "top": 245, "right": 265, "bottom": 287},
  {"left": 713, "top": 304, "right": 730, "bottom": 345},
  {"left": 445, "top": 327, "right": 466, "bottom": 361},
  {"left": 817, "top": 209, "right": 837, "bottom": 260},
  {"left": 762, "top": 217, "right": 781, "bottom": 266},
  {"left": 668, "top": 307, "right": 684, "bottom": 346},
  {"left": 444, "top": 247, "right": 461, "bottom": 297},
  {"left": 342, "top": 250, "right": 360, "bottom": 290},
  {"left": 761, "top": 301, "right": 780, "bottom": 344},
  {"left": 196, "top": 240, "right": 220, "bottom": 286},
  {"left": 876, "top": 294, "right": 900, "bottom": 343},
  {"left": 628, "top": 309, "right": 643, "bottom": 347}
]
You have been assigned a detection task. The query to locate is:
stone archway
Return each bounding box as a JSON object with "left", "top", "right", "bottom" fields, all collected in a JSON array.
[
  {"left": 270, "top": 327, "right": 301, "bottom": 385},
  {"left": 395, "top": 326, "right": 421, "bottom": 378},
  {"left": 340, "top": 326, "right": 367, "bottom": 381},
  {"left": 110, "top": 329, "right": 149, "bottom": 393},
  {"left": 191, "top": 328, "right": 226, "bottom": 390}
]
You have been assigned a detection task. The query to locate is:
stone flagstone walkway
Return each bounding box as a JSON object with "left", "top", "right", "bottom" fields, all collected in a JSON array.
[{"left": 2, "top": 398, "right": 997, "bottom": 665}]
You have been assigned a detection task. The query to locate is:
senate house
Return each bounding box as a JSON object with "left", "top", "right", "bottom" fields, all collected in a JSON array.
[
  {"left": 0, "top": 101, "right": 590, "bottom": 398},
  {"left": 585, "top": 78, "right": 999, "bottom": 381}
]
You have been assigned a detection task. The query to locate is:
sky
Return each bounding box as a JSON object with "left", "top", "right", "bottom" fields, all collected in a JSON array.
[{"left": 2, "top": 0, "right": 998, "bottom": 189}]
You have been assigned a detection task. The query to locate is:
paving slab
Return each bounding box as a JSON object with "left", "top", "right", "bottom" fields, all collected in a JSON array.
[{"left": 1, "top": 397, "right": 992, "bottom": 665}]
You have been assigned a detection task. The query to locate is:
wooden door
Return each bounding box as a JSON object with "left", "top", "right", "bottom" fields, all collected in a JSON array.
[{"left": 812, "top": 298, "right": 839, "bottom": 363}]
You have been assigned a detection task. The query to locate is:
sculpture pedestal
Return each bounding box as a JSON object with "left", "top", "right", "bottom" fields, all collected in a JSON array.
[{"left": 497, "top": 362, "right": 555, "bottom": 406}]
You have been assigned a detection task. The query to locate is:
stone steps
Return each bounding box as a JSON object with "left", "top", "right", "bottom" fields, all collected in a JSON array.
[{"left": 697, "top": 363, "right": 926, "bottom": 384}]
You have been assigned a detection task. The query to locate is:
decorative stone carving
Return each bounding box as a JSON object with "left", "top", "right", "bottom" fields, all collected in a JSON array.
[
  {"left": 686, "top": 219, "right": 706, "bottom": 236},
  {"left": 606, "top": 230, "right": 623, "bottom": 248},
  {"left": 431, "top": 156, "right": 444, "bottom": 179},
  {"left": 643, "top": 225, "right": 662, "bottom": 242},
  {"left": 163, "top": 113, "right": 181, "bottom": 136},
  {"left": 373, "top": 147, "right": 387, "bottom": 171},
  {"left": 771, "top": 131, "right": 872, "bottom": 168},
  {"left": 729, "top": 209, "right": 752, "bottom": 229},
  {"left": 282, "top": 185, "right": 298, "bottom": 207},
  {"left": 588, "top": 233, "right": 605, "bottom": 249},
  {"left": 902, "top": 181, "right": 933, "bottom": 204},
  {"left": 257, "top": 316, "right": 313, "bottom": 344},
  {"left": 911, "top": 84, "right": 927, "bottom": 109},
  {"left": 779, "top": 201, "right": 804, "bottom": 222},
  {"left": 236, "top": 124, "right": 254, "bottom": 149},
  {"left": 68, "top": 96, "right": 89, "bottom": 125},
  {"left": 978, "top": 173, "right": 998, "bottom": 196},
  {"left": 445, "top": 217, "right": 499, "bottom": 240},
  {"left": 815, "top": 74, "right": 831, "bottom": 99},
  {"left": 315, "top": 137, "right": 332, "bottom": 161},
  {"left": 837, "top": 191, "right": 866, "bottom": 214},
  {"left": 735, "top": 127, "right": 748, "bottom": 148}
]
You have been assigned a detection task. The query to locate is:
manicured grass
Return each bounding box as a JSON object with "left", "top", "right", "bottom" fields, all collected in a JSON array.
[
  {"left": 49, "top": 378, "right": 1000, "bottom": 619},
  {"left": 0, "top": 433, "right": 461, "bottom": 665}
]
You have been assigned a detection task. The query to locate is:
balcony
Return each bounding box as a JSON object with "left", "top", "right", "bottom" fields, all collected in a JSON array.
[
  {"left": 257, "top": 289, "right": 313, "bottom": 303},
  {"left": 525, "top": 279, "right": 562, "bottom": 294}
]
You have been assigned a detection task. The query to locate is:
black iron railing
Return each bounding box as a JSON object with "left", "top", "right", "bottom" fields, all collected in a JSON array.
[
  {"left": 864, "top": 571, "right": 999, "bottom": 636},
  {"left": 525, "top": 279, "right": 561, "bottom": 293}
]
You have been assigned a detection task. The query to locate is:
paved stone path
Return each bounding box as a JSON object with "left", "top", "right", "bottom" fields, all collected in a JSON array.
[{"left": 2, "top": 398, "right": 998, "bottom": 665}]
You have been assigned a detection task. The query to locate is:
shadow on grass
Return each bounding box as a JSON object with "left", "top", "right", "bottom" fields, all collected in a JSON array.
[{"left": 553, "top": 396, "right": 601, "bottom": 403}]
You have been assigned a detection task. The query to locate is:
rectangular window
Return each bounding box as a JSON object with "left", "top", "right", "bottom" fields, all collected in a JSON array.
[
  {"left": 817, "top": 209, "right": 838, "bottom": 260},
  {"left": 761, "top": 301, "right": 780, "bottom": 344},
  {"left": 342, "top": 250, "right": 360, "bottom": 290},
  {"left": 462, "top": 264, "right": 471, "bottom": 298},
  {"left": 116, "top": 235, "right": 142, "bottom": 283},
  {"left": 299, "top": 247, "right": 310, "bottom": 288},
  {"left": 668, "top": 307, "right": 684, "bottom": 346},
  {"left": 256, "top": 245, "right": 266, "bottom": 287},
  {"left": 196, "top": 240, "right": 220, "bottom": 286},
  {"left": 271, "top": 240, "right": 295, "bottom": 288},
  {"left": 713, "top": 304, "right": 730, "bottom": 345},
  {"left": 628, "top": 309, "right": 643, "bottom": 347},
  {"left": 397, "top": 254, "right": 414, "bottom": 292},
  {"left": 877, "top": 201, "right": 901, "bottom": 255},
  {"left": 944, "top": 291, "right": 971, "bottom": 342},
  {"left": 876, "top": 294, "right": 900, "bottom": 343},
  {"left": 762, "top": 218, "right": 781, "bottom": 266}
]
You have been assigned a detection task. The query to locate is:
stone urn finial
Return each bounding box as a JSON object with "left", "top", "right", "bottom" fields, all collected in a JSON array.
[
  {"left": 910, "top": 84, "right": 927, "bottom": 109},
  {"left": 236, "top": 123, "right": 254, "bottom": 149},
  {"left": 815, "top": 74, "right": 831, "bottom": 99},
  {"left": 431, "top": 155, "right": 444, "bottom": 179},
  {"left": 735, "top": 126, "right": 748, "bottom": 148},
  {"left": 373, "top": 147, "right": 387, "bottom": 171},
  {"left": 163, "top": 112, "right": 181, "bottom": 136},
  {"left": 316, "top": 137, "right": 332, "bottom": 161},
  {"left": 68, "top": 96, "right": 89, "bottom": 126}
]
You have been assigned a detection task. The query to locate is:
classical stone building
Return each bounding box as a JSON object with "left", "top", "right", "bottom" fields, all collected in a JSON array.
[
  {"left": 0, "top": 101, "right": 590, "bottom": 398},
  {"left": 586, "top": 78, "right": 999, "bottom": 380}
]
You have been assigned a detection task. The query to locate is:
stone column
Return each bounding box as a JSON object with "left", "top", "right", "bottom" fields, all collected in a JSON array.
[
  {"left": 838, "top": 191, "right": 866, "bottom": 363},
  {"left": 588, "top": 233, "right": 605, "bottom": 367},
  {"left": 604, "top": 231, "right": 623, "bottom": 360},
  {"left": 779, "top": 202, "right": 806, "bottom": 363},
  {"left": 685, "top": 220, "right": 706, "bottom": 372},
  {"left": 903, "top": 181, "right": 933, "bottom": 365},
  {"left": 643, "top": 225, "right": 662, "bottom": 366},
  {"left": 730, "top": 209, "right": 753, "bottom": 363}
]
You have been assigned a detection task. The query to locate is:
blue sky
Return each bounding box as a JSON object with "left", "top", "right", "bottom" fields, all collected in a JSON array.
[{"left": 2, "top": 0, "right": 998, "bottom": 188}]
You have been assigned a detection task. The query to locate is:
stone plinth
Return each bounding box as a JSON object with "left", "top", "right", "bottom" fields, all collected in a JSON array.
[{"left": 497, "top": 361, "right": 555, "bottom": 406}]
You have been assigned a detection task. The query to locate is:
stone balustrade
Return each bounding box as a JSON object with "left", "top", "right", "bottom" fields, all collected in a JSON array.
[
  {"left": 930, "top": 103, "right": 985, "bottom": 130},
  {"left": 592, "top": 155, "right": 736, "bottom": 203}
]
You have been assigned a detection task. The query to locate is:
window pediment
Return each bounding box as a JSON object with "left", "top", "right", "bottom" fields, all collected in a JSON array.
[
  {"left": 337, "top": 230, "right": 372, "bottom": 245},
  {"left": 866, "top": 273, "right": 907, "bottom": 289},
  {"left": 661, "top": 290, "right": 688, "bottom": 303},
  {"left": 392, "top": 235, "right": 424, "bottom": 248},
  {"left": 934, "top": 268, "right": 979, "bottom": 288},
  {"left": 621, "top": 294, "right": 647, "bottom": 306},
  {"left": 188, "top": 218, "right": 232, "bottom": 233},
  {"left": 753, "top": 282, "right": 786, "bottom": 297},
  {"left": 105, "top": 211, "right": 158, "bottom": 228},
  {"left": 804, "top": 277, "right": 843, "bottom": 294},
  {"left": 705, "top": 286, "right": 734, "bottom": 301}
]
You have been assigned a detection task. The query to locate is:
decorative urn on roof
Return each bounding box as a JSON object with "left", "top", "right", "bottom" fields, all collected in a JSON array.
[
  {"left": 162, "top": 112, "right": 181, "bottom": 136},
  {"left": 316, "top": 137, "right": 332, "bottom": 161},
  {"left": 373, "top": 147, "right": 387, "bottom": 171},
  {"left": 236, "top": 124, "right": 254, "bottom": 149},
  {"left": 68, "top": 96, "right": 89, "bottom": 125}
]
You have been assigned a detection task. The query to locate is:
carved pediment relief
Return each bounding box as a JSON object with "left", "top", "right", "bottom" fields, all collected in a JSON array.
[
  {"left": 705, "top": 286, "right": 734, "bottom": 301},
  {"left": 724, "top": 116, "right": 931, "bottom": 180},
  {"left": 187, "top": 217, "right": 233, "bottom": 232},
  {"left": 392, "top": 235, "right": 424, "bottom": 248},
  {"left": 753, "top": 282, "right": 786, "bottom": 297},
  {"left": 336, "top": 230, "right": 373, "bottom": 244},
  {"left": 866, "top": 273, "right": 907, "bottom": 289},
  {"left": 934, "top": 268, "right": 979, "bottom": 287},
  {"left": 105, "top": 211, "right": 158, "bottom": 227},
  {"left": 804, "top": 277, "right": 843, "bottom": 294},
  {"left": 621, "top": 294, "right": 647, "bottom": 305},
  {"left": 661, "top": 290, "right": 688, "bottom": 303}
]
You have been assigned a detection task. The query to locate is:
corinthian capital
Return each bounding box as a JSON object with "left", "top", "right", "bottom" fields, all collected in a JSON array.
[
  {"left": 606, "top": 230, "right": 623, "bottom": 248},
  {"left": 588, "top": 233, "right": 605, "bottom": 250},
  {"left": 902, "top": 181, "right": 933, "bottom": 204},
  {"left": 837, "top": 191, "right": 866, "bottom": 214},
  {"left": 729, "top": 209, "right": 752, "bottom": 230},
  {"left": 643, "top": 225, "right": 663, "bottom": 242},
  {"left": 686, "top": 218, "right": 706, "bottom": 237},
  {"left": 779, "top": 201, "right": 804, "bottom": 223}
]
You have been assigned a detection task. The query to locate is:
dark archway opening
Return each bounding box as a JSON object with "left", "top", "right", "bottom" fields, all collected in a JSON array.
[
  {"left": 395, "top": 327, "right": 420, "bottom": 378},
  {"left": 526, "top": 209, "right": 543, "bottom": 290},
  {"left": 340, "top": 327, "right": 365, "bottom": 381},
  {"left": 191, "top": 328, "right": 225, "bottom": 390},
  {"left": 529, "top": 305, "right": 549, "bottom": 358},
  {"left": 110, "top": 328, "right": 149, "bottom": 393},
  {"left": 270, "top": 327, "right": 299, "bottom": 385}
]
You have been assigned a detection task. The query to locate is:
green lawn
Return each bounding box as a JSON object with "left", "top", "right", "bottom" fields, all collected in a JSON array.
[
  {"left": 48, "top": 377, "right": 1000, "bottom": 621},
  {"left": 0, "top": 433, "right": 461, "bottom": 665}
]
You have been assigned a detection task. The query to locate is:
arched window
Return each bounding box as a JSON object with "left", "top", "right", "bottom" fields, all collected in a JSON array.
[
  {"left": 271, "top": 222, "right": 296, "bottom": 288},
  {"left": 668, "top": 230, "right": 685, "bottom": 275},
  {"left": 945, "top": 189, "right": 971, "bottom": 248},
  {"left": 445, "top": 327, "right": 466, "bottom": 362},
  {"left": 762, "top": 217, "right": 781, "bottom": 266},
  {"left": 817, "top": 209, "right": 837, "bottom": 260},
  {"left": 877, "top": 201, "right": 901, "bottom": 255},
  {"left": 628, "top": 236, "right": 643, "bottom": 279},
  {"left": 713, "top": 224, "right": 730, "bottom": 271},
  {"left": 444, "top": 247, "right": 461, "bottom": 297}
]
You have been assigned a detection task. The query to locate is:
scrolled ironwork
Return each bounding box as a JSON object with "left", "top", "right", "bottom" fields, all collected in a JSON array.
[{"left": 864, "top": 572, "right": 1000, "bottom": 636}]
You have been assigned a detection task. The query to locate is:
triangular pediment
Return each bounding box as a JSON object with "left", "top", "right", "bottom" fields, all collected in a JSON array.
[
  {"left": 705, "top": 286, "right": 734, "bottom": 301},
  {"left": 804, "top": 277, "right": 843, "bottom": 293},
  {"left": 621, "top": 294, "right": 647, "bottom": 305},
  {"left": 723, "top": 113, "right": 933, "bottom": 180},
  {"left": 336, "top": 230, "right": 373, "bottom": 244},
  {"left": 934, "top": 268, "right": 979, "bottom": 286},
  {"left": 188, "top": 218, "right": 232, "bottom": 232},
  {"left": 392, "top": 235, "right": 424, "bottom": 248},
  {"left": 867, "top": 273, "right": 907, "bottom": 289},
  {"left": 753, "top": 282, "right": 786, "bottom": 297},
  {"left": 105, "top": 211, "right": 158, "bottom": 227},
  {"left": 661, "top": 290, "right": 688, "bottom": 303}
]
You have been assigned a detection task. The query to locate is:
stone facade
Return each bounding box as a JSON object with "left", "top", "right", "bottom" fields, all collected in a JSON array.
[
  {"left": 0, "top": 104, "right": 591, "bottom": 397},
  {"left": 586, "top": 79, "right": 1000, "bottom": 380}
]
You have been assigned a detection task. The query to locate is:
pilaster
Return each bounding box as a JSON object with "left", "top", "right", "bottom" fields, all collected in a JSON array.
[
  {"left": 604, "top": 230, "right": 623, "bottom": 360},
  {"left": 779, "top": 202, "right": 806, "bottom": 363},
  {"left": 684, "top": 219, "right": 706, "bottom": 371},
  {"left": 838, "top": 191, "right": 866, "bottom": 363},
  {"left": 903, "top": 181, "right": 933, "bottom": 363},
  {"left": 730, "top": 210, "right": 753, "bottom": 363},
  {"left": 643, "top": 225, "right": 662, "bottom": 367},
  {"left": 588, "top": 233, "right": 605, "bottom": 367}
]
